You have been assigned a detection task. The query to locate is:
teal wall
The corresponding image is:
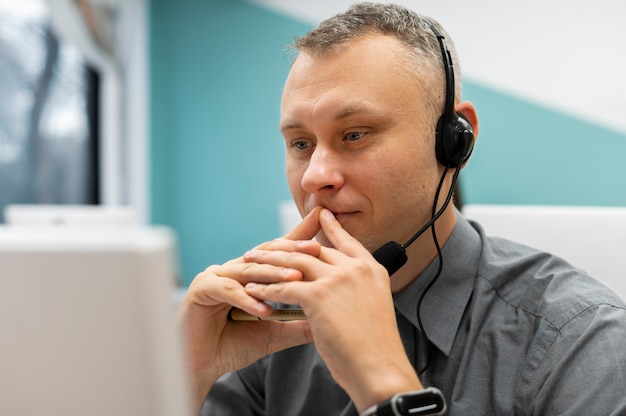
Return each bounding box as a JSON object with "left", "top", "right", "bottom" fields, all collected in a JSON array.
[
  {"left": 150, "top": 0, "right": 310, "bottom": 284},
  {"left": 150, "top": 0, "right": 626, "bottom": 285},
  {"left": 462, "top": 83, "right": 626, "bottom": 207}
]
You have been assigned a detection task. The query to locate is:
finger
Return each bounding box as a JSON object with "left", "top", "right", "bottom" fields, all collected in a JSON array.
[
  {"left": 187, "top": 270, "right": 272, "bottom": 314},
  {"left": 243, "top": 249, "right": 324, "bottom": 280},
  {"left": 248, "top": 238, "right": 322, "bottom": 258},
  {"left": 283, "top": 206, "right": 322, "bottom": 241},
  {"left": 244, "top": 281, "right": 308, "bottom": 307},
  {"left": 318, "top": 208, "right": 371, "bottom": 258},
  {"left": 239, "top": 262, "right": 305, "bottom": 284},
  {"left": 217, "top": 280, "right": 273, "bottom": 317},
  {"left": 207, "top": 261, "right": 304, "bottom": 285},
  {"left": 252, "top": 207, "right": 321, "bottom": 252},
  {"left": 186, "top": 262, "right": 303, "bottom": 316}
]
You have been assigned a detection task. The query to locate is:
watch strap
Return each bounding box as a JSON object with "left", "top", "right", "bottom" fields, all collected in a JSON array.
[{"left": 359, "top": 387, "right": 446, "bottom": 416}]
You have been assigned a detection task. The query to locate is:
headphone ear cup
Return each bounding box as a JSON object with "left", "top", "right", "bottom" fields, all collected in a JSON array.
[
  {"left": 453, "top": 113, "right": 475, "bottom": 165},
  {"left": 435, "top": 113, "right": 475, "bottom": 167}
]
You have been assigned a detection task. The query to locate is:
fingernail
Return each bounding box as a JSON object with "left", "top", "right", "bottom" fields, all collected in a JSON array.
[
  {"left": 323, "top": 209, "right": 335, "bottom": 220},
  {"left": 281, "top": 267, "right": 297, "bottom": 276}
]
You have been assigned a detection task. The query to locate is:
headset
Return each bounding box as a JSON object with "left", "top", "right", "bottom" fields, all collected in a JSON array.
[{"left": 431, "top": 24, "right": 475, "bottom": 168}]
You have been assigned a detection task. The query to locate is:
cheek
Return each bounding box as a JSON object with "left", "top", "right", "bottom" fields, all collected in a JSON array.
[
  {"left": 286, "top": 162, "right": 306, "bottom": 204},
  {"left": 372, "top": 150, "right": 438, "bottom": 223}
]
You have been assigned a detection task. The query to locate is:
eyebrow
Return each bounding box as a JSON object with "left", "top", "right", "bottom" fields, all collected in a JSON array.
[
  {"left": 334, "top": 102, "right": 381, "bottom": 120},
  {"left": 280, "top": 102, "right": 383, "bottom": 133}
]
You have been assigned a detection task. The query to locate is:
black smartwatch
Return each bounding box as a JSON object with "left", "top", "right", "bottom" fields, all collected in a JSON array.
[{"left": 359, "top": 387, "right": 447, "bottom": 416}]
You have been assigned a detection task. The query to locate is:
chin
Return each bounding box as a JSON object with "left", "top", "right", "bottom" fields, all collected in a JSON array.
[{"left": 316, "top": 225, "right": 384, "bottom": 253}]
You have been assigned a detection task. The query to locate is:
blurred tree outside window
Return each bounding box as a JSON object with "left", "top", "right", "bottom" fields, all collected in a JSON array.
[{"left": 0, "top": 0, "right": 98, "bottom": 222}]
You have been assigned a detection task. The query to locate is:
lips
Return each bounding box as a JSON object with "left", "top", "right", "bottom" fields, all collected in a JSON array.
[
  {"left": 330, "top": 211, "right": 359, "bottom": 225},
  {"left": 303, "top": 201, "right": 360, "bottom": 225}
]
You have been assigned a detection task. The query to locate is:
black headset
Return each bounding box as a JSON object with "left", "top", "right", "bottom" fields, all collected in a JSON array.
[{"left": 430, "top": 24, "right": 475, "bottom": 168}]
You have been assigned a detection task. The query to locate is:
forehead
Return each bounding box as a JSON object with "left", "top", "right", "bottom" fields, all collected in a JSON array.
[{"left": 280, "top": 34, "right": 427, "bottom": 127}]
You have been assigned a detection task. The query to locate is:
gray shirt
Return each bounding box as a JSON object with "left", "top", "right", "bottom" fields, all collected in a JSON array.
[{"left": 203, "top": 215, "right": 626, "bottom": 415}]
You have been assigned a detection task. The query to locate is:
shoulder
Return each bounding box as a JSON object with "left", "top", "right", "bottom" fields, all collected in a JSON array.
[
  {"left": 469, "top": 230, "right": 626, "bottom": 413},
  {"left": 474, "top": 231, "right": 625, "bottom": 328}
]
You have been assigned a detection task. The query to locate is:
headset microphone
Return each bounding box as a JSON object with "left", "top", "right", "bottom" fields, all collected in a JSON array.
[
  {"left": 373, "top": 241, "right": 407, "bottom": 276},
  {"left": 372, "top": 168, "right": 459, "bottom": 275},
  {"left": 372, "top": 23, "right": 474, "bottom": 276}
]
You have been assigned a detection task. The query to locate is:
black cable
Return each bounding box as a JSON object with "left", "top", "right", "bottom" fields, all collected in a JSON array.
[
  {"left": 401, "top": 165, "right": 459, "bottom": 249},
  {"left": 415, "top": 163, "right": 461, "bottom": 376}
]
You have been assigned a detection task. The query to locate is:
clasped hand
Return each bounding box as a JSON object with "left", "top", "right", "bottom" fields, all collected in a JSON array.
[{"left": 179, "top": 206, "right": 421, "bottom": 412}]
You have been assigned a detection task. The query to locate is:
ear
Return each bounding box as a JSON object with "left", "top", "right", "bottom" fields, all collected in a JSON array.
[
  {"left": 455, "top": 101, "right": 479, "bottom": 169},
  {"left": 456, "top": 101, "right": 479, "bottom": 138}
]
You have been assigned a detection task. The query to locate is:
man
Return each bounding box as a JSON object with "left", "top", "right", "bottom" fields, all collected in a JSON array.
[{"left": 179, "top": 3, "right": 626, "bottom": 415}]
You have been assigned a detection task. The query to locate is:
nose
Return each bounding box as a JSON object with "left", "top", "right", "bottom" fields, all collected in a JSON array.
[{"left": 300, "top": 146, "right": 344, "bottom": 193}]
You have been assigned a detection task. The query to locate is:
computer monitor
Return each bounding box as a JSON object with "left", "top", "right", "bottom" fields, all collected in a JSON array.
[
  {"left": 463, "top": 204, "right": 626, "bottom": 301},
  {"left": 4, "top": 204, "right": 137, "bottom": 226},
  {"left": 0, "top": 225, "right": 192, "bottom": 416}
]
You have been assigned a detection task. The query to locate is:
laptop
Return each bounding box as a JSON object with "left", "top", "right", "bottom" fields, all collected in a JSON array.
[{"left": 0, "top": 223, "right": 192, "bottom": 416}]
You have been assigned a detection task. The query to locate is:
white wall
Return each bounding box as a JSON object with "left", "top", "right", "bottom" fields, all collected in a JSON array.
[{"left": 248, "top": 0, "right": 626, "bottom": 135}]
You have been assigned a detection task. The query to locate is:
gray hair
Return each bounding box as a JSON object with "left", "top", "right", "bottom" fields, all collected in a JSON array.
[{"left": 290, "top": 2, "right": 463, "bottom": 120}]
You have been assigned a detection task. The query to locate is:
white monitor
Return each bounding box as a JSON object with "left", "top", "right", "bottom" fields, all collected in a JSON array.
[
  {"left": 462, "top": 204, "right": 626, "bottom": 301},
  {"left": 4, "top": 204, "right": 137, "bottom": 226},
  {"left": 0, "top": 225, "right": 192, "bottom": 416}
]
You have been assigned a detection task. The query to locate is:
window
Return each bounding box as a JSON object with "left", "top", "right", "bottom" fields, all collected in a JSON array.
[{"left": 0, "top": 0, "right": 98, "bottom": 222}]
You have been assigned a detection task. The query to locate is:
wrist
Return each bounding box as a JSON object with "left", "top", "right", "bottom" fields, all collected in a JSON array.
[
  {"left": 192, "top": 373, "right": 220, "bottom": 414},
  {"left": 351, "top": 356, "right": 422, "bottom": 411}
]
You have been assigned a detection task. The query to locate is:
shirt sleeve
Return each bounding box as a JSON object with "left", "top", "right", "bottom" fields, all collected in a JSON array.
[
  {"left": 200, "top": 361, "right": 268, "bottom": 416},
  {"left": 524, "top": 303, "right": 626, "bottom": 415},
  {"left": 198, "top": 344, "right": 356, "bottom": 416}
]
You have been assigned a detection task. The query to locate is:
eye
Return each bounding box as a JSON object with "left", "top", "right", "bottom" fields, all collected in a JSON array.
[
  {"left": 289, "top": 139, "right": 312, "bottom": 151},
  {"left": 344, "top": 130, "right": 367, "bottom": 142}
]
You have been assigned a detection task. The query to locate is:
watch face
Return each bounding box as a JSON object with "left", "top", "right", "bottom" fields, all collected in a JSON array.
[{"left": 395, "top": 388, "right": 446, "bottom": 415}]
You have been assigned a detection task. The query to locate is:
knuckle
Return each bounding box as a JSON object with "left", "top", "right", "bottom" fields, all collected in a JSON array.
[
  {"left": 222, "top": 278, "right": 241, "bottom": 293},
  {"left": 271, "top": 281, "right": 287, "bottom": 294},
  {"left": 239, "top": 262, "right": 257, "bottom": 276}
]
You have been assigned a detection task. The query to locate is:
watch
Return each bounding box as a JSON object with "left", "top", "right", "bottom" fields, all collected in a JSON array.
[{"left": 359, "top": 387, "right": 447, "bottom": 416}]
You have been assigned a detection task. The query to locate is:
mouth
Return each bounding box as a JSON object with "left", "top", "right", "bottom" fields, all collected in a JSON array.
[
  {"left": 303, "top": 202, "right": 361, "bottom": 225},
  {"left": 330, "top": 210, "right": 359, "bottom": 225}
]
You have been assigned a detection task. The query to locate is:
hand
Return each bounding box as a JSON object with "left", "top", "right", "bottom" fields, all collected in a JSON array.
[
  {"left": 178, "top": 207, "right": 322, "bottom": 411},
  {"left": 243, "top": 208, "right": 423, "bottom": 411}
]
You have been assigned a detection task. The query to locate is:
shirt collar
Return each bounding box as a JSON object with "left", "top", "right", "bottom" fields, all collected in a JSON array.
[{"left": 393, "top": 213, "right": 481, "bottom": 356}]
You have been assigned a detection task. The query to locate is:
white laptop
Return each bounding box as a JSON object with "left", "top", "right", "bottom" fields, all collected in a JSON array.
[{"left": 0, "top": 223, "right": 192, "bottom": 416}]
